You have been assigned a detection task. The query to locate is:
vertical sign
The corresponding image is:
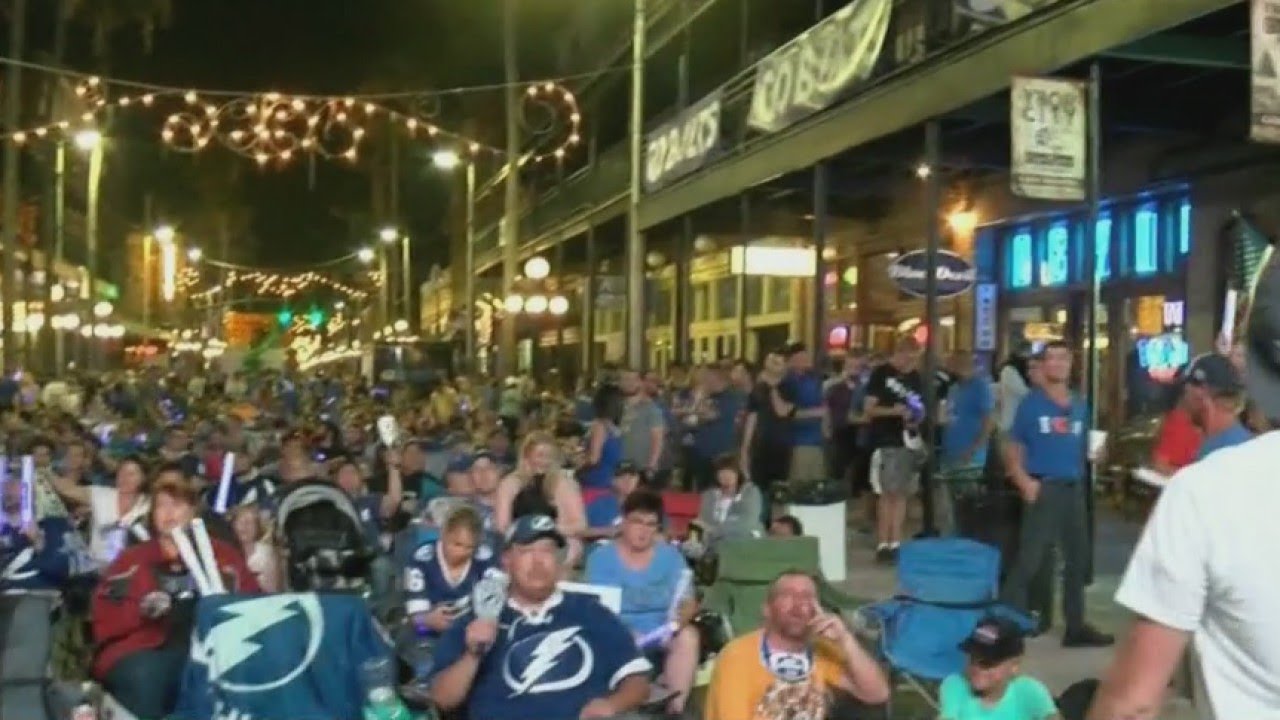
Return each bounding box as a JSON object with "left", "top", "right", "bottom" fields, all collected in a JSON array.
[
  {"left": 1010, "top": 76, "right": 1087, "bottom": 201},
  {"left": 974, "top": 282, "right": 998, "bottom": 352},
  {"left": 1252, "top": 0, "right": 1280, "bottom": 142}
]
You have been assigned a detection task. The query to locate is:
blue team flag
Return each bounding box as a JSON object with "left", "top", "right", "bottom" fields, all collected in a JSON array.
[{"left": 175, "top": 593, "right": 392, "bottom": 720}]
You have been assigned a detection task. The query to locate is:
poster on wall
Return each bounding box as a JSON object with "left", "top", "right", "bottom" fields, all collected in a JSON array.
[
  {"left": 745, "top": 0, "right": 892, "bottom": 134},
  {"left": 1251, "top": 0, "right": 1280, "bottom": 143},
  {"left": 1009, "top": 75, "right": 1087, "bottom": 201}
]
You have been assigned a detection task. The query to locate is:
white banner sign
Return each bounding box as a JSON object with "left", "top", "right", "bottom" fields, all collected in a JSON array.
[
  {"left": 953, "top": 0, "right": 1065, "bottom": 28},
  {"left": 746, "top": 0, "right": 893, "bottom": 134},
  {"left": 1252, "top": 0, "right": 1280, "bottom": 143},
  {"left": 644, "top": 91, "right": 722, "bottom": 192},
  {"left": 1010, "top": 76, "right": 1087, "bottom": 201}
]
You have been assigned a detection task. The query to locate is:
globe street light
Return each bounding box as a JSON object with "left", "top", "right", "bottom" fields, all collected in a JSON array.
[
  {"left": 73, "top": 128, "right": 102, "bottom": 152},
  {"left": 186, "top": 247, "right": 203, "bottom": 262},
  {"left": 357, "top": 247, "right": 375, "bottom": 264},
  {"left": 548, "top": 295, "right": 569, "bottom": 316},
  {"left": 523, "top": 256, "right": 550, "bottom": 280},
  {"left": 93, "top": 300, "right": 113, "bottom": 319},
  {"left": 524, "top": 294, "right": 548, "bottom": 315},
  {"left": 432, "top": 149, "right": 461, "bottom": 170},
  {"left": 154, "top": 224, "right": 176, "bottom": 244},
  {"left": 378, "top": 226, "right": 399, "bottom": 244}
]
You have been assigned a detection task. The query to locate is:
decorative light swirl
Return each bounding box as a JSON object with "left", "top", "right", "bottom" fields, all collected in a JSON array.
[
  {"left": 163, "top": 93, "right": 367, "bottom": 165},
  {"left": 518, "top": 82, "right": 582, "bottom": 167}
]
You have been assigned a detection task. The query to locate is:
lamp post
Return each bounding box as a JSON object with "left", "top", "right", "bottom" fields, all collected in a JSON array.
[
  {"left": 75, "top": 129, "right": 104, "bottom": 369},
  {"left": 433, "top": 149, "right": 477, "bottom": 363}
]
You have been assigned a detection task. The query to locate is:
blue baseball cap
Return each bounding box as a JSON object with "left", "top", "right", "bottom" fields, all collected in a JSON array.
[
  {"left": 504, "top": 514, "right": 565, "bottom": 549},
  {"left": 446, "top": 455, "right": 474, "bottom": 475}
]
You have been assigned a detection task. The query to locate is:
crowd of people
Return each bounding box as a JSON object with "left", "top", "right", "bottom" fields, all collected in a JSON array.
[{"left": 0, "top": 257, "right": 1276, "bottom": 720}]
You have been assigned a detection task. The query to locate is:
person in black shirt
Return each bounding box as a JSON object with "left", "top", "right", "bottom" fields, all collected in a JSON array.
[
  {"left": 864, "top": 337, "right": 923, "bottom": 562},
  {"left": 741, "top": 352, "right": 790, "bottom": 522}
]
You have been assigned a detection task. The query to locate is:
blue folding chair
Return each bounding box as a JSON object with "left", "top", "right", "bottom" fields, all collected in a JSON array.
[{"left": 855, "top": 538, "right": 1034, "bottom": 715}]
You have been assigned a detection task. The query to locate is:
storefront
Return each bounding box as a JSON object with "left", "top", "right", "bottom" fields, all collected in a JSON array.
[{"left": 976, "top": 189, "right": 1193, "bottom": 426}]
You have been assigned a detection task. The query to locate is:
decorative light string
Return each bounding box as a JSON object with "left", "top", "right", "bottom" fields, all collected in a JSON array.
[
  {"left": 189, "top": 269, "right": 368, "bottom": 301},
  {"left": 5, "top": 74, "right": 581, "bottom": 168}
]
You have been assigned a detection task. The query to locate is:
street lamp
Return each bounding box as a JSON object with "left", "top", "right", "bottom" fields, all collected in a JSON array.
[
  {"left": 73, "top": 128, "right": 102, "bottom": 152},
  {"left": 503, "top": 294, "right": 524, "bottom": 314},
  {"left": 548, "top": 295, "right": 569, "bottom": 316},
  {"left": 524, "top": 256, "right": 550, "bottom": 280},
  {"left": 153, "top": 224, "right": 176, "bottom": 244},
  {"left": 93, "top": 301, "right": 113, "bottom": 319},
  {"left": 432, "top": 149, "right": 461, "bottom": 170},
  {"left": 378, "top": 226, "right": 399, "bottom": 244},
  {"left": 357, "top": 247, "right": 375, "bottom": 264},
  {"left": 524, "top": 294, "right": 548, "bottom": 315},
  {"left": 186, "top": 246, "right": 203, "bottom": 262}
]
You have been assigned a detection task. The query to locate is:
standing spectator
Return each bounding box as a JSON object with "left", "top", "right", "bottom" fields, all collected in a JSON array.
[
  {"left": 1086, "top": 252, "right": 1280, "bottom": 719},
  {"left": 497, "top": 377, "right": 523, "bottom": 439},
  {"left": 579, "top": 383, "right": 624, "bottom": 491},
  {"left": 1179, "top": 353, "right": 1252, "bottom": 460},
  {"left": 618, "top": 369, "right": 666, "bottom": 483},
  {"left": 864, "top": 338, "right": 923, "bottom": 561},
  {"left": 769, "top": 343, "right": 827, "bottom": 484},
  {"left": 824, "top": 350, "right": 869, "bottom": 489},
  {"left": 687, "top": 366, "right": 746, "bottom": 491},
  {"left": 938, "top": 351, "right": 996, "bottom": 526},
  {"left": 742, "top": 352, "right": 791, "bottom": 520},
  {"left": 999, "top": 341, "right": 1112, "bottom": 648},
  {"left": 997, "top": 346, "right": 1033, "bottom": 434}
]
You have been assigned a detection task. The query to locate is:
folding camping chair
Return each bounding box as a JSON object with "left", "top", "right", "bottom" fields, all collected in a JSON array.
[
  {"left": 700, "top": 536, "right": 862, "bottom": 636},
  {"left": 0, "top": 590, "right": 88, "bottom": 720},
  {"left": 855, "top": 538, "right": 1034, "bottom": 716}
]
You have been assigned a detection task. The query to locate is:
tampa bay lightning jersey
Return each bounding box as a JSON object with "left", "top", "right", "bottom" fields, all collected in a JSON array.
[
  {"left": 403, "top": 535, "right": 500, "bottom": 619},
  {"left": 0, "top": 517, "right": 93, "bottom": 590},
  {"left": 431, "top": 591, "right": 651, "bottom": 720},
  {"left": 175, "top": 592, "right": 391, "bottom": 720}
]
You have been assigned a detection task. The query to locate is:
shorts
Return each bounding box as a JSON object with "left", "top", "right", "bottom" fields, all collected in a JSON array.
[
  {"left": 788, "top": 445, "right": 826, "bottom": 482},
  {"left": 869, "top": 447, "right": 920, "bottom": 496}
]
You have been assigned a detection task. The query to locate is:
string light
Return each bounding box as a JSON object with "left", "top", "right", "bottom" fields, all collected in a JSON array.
[
  {"left": 189, "top": 269, "right": 369, "bottom": 302},
  {"left": 6, "top": 75, "right": 582, "bottom": 168}
]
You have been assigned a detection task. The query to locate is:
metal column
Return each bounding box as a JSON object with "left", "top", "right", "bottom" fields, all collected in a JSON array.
[
  {"left": 737, "top": 193, "right": 750, "bottom": 359},
  {"left": 1083, "top": 62, "right": 1103, "bottom": 582},
  {"left": 920, "top": 120, "right": 942, "bottom": 537},
  {"left": 811, "top": 162, "right": 829, "bottom": 367},
  {"left": 625, "top": 0, "right": 649, "bottom": 369},
  {"left": 463, "top": 162, "right": 477, "bottom": 363},
  {"left": 499, "top": 0, "right": 521, "bottom": 376},
  {"left": 1, "top": 0, "right": 26, "bottom": 370},
  {"left": 583, "top": 225, "right": 597, "bottom": 376},
  {"left": 675, "top": 217, "right": 692, "bottom": 365}
]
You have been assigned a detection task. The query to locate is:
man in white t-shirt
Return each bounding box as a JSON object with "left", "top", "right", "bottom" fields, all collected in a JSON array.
[{"left": 1088, "top": 252, "right": 1280, "bottom": 720}]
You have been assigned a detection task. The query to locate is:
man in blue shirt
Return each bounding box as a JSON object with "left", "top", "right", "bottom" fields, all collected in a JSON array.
[
  {"left": 585, "top": 490, "right": 699, "bottom": 715},
  {"left": 688, "top": 367, "right": 746, "bottom": 491},
  {"left": 429, "top": 515, "right": 652, "bottom": 720},
  {"left": 771, "top": 343, "right": 828, "bottom": 483},
  {"left": 1000, "top": 340, "right": 1113, "bottom": 648},
  {"left": 940, "top": 351, "right": 996, "bottom": 469},
  {"left": 1180, "top": 353, "right": 1253, "bottom": 461}
]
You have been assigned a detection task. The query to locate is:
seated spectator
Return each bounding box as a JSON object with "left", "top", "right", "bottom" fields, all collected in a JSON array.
[
  {"left": 485, "top": 426, "right": 516, "bottom": 469},
  {"left": 940, "top": 617, "right": 1058, "bottom": 720},
  {"left": 91, "top": 475, "right": 258, "bottom": 720},
  {"left": 50, "top": 454, "right": 150, "bottom": 567},
  {"left": 443, "top": 456, "right": 476, "bottom": 497},
  {"left": 770, "top": 514, "right": 804, "bottom": 538},
  {"left": 705, "top": 570, "right": 889, "bottom": 720},
  {"left": 402, "top": 505, "right": 499, "bottom": 660},
  {"left": 584, "top": 490, "right": 700, "bottom": 714},
  {"left": 430, "top": 514, "right": 651, "bottom": 719},
  {"left": 467, "top": 451, "right": 502, "bottom": 531},
  {"left": 694, "top": 454, "right": 763, "bottom": 550},
  {"left": 0, "top": 476, "right": 92, "bottom": 590},
  {"left": 333, "top": 452, "right": 403, "bottom": 551},
  {"left": 228, "top": 504, "right": 278, "bottom": 592},
  {"left": 495, "top": 432, "right": 586, "bottom": 567},
  {"left": 584, "top": 461, "right": 643, "bottom": 539}
]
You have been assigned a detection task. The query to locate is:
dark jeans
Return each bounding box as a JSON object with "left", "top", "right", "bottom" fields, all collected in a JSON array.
[
  {"left": 104, "top": 646, "right": 187, "bottom": 720},
  {"left": 1000, "top": 481, "right": 1089, "bottom": 631},
  {"left": 751, "top": 444, "right": 790, "bottom": 523}
]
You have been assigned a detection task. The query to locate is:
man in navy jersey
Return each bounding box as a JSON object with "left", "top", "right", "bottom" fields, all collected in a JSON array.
[
  {"left": 430, "top": 514, "right": 652, "bottom": 719},
  {"left": 1000, "top": 340, "right": 1112, "bottom": 648}
]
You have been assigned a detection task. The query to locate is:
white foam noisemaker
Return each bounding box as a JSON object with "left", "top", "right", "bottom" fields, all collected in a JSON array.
[
  {"left": 472, "top": 573, "right": 508, "bottom": 621},
  {"left": 170, "top": 527, "right": 213, "bottom": 596},
  {"left": 19, "top": 455, "right": 34, "bottom": 526},
  {"left": 213, "top": 452, "right": 235, "bottom": 514},
  {"left": 376, "top": 415, "right": 400, "bottom": 447},
  {"left": 190, "top": 518, "right": 226, "bottom": 594}
]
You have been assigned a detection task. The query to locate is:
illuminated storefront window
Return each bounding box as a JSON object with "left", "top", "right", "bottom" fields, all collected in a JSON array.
[
  {"left": 1133, "top": 203, "right": 1160, "bottom": 275},
  {"left": 1095, "top": 213, "right": 1112, "bottom": 280},
  {"left": 1040, "top": 222, "right": 1070, "bottom": 286},
  {"left": 1009, "top": 230, "right": 1033, "bottom": 289}
]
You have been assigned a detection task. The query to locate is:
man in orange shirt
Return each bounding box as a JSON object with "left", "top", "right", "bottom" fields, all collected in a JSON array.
[{"left": 704, "top": 571, "right": 889, "bottom": 720}]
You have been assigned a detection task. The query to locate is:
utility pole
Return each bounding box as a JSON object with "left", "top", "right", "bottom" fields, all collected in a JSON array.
[
  {"left": 2, "top": 0, "right": 28, "bottom": 371},
  {"left": 625, "top": 0, "right": 647, "bottom": 369},
  {"left": 52, "top": 141, "right": 65, "bottom": 369},
  {"left": 500, "top": 0, "right": 520, "bottom": 376},
  {"left": 463, "top": 162, "right": 477, "bottom": 363},
  {"left": 85, "top": 140, "right": 103, "bottom": 370}
]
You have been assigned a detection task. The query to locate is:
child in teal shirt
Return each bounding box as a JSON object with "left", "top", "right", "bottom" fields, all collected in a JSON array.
[{"left": 940, "top": 618, "right": 1060, "bottom": 720}]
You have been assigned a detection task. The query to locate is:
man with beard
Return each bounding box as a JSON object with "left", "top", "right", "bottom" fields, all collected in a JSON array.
[
  {"left": 429, "top": 514, "right": 652, "bottom": 719},
  {"left": 705, "top": 571, "right": 888, "bottom": 720}
]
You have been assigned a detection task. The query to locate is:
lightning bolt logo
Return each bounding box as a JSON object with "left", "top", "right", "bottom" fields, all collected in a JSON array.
[
  {"left": 207, "top": 595, "right": 300, "bottom": 675},
  {"left": 502, "top": 627, "right": 593, "bottom": 697}
]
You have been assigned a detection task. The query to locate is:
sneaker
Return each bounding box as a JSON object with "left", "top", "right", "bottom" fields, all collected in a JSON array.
[
  {"left": 1062, "top": 625, "right": 1115, "bottom": 648},
  {"left": 874, "top": 545, "right": 892, "bottom": 563}
]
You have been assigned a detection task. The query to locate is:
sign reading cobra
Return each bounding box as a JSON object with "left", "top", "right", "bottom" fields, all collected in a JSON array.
[
  {"left": 644, "top": 91, "right": 722, "bottom": 191},
  {"left": 746, "top": 0, "right": 892, "bottom": 134},
  {"left": 886, "top": 250, "right": 976, "bottom": 298}
]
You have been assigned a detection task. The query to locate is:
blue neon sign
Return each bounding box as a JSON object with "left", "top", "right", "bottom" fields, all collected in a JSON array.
[{"left": 1134, "top": 203, "right": 1159, "bottom": 275}]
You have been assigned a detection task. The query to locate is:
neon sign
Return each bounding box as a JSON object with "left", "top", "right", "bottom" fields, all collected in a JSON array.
[{"left": 1137, "top": 333, "right": 1189, "bottom": 382}]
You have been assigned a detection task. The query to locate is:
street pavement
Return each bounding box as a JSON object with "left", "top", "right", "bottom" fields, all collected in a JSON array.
[{"left": 834, "top": 506, "right": 1199, "bottom": 719}]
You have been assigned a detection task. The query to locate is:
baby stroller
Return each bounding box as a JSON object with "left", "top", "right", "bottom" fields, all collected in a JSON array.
[
  {"left": 855, "top": 538, "right": 1034, "bottom": 716},
  {"left": 275, "top": 480, "right": 374, "bottom": 593}
]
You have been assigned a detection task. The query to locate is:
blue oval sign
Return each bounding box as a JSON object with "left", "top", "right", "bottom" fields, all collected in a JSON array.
[{"left": 886, "top": 249, "right": 976, "bottom": 299}]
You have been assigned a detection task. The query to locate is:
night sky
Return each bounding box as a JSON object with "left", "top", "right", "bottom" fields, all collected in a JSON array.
[{"left": 8, "top": 0, "right": 595, "bottom": 271}]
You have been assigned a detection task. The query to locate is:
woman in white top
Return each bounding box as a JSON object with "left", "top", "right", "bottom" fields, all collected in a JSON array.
[
  {"left": 51, "top": 456, "right": 150, "bottom": 566},
  {"left": 695, "top": 454, "right": 763, "bottom": 548},
  {"left": 229, "top": 504, "right": 278, "bottom": 592}
]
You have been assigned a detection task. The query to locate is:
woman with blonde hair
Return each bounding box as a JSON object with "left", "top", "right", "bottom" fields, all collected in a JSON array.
[
  {"left": 494, "top": 431, "right": 587, "bottom": 566},
  {"left": 228, "top": 505, "right": 278, "bottom": 592}
]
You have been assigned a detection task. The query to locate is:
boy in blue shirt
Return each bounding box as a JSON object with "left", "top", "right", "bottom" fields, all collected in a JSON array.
[
  {"left": 940, "top": 617, "right": 1059, "bottom": 720},
  {"left": 584, "top": 490, "right": 699, "bottom": 715},
  {"left": 1000, "top": 341, "right": 1111, "bottom": 648}
]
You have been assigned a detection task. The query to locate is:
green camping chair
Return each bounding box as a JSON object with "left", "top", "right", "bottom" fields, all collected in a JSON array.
[{"left": 700, "top": 536, "right": 864, "bottom": 637}]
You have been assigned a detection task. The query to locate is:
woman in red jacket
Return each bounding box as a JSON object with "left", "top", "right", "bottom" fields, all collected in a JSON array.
[{"left": 91, "top": 475, "right": 259, "bottom": 720}]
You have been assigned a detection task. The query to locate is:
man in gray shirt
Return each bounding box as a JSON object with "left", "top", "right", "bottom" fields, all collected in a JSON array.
[{"left": 618, "top": 368, "right": 666, "bottom": 482}]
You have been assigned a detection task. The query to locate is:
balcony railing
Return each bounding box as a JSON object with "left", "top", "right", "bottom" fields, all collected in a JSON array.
[{"left": 474, "top": 0, "right": 1034, "bottom": 263}]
